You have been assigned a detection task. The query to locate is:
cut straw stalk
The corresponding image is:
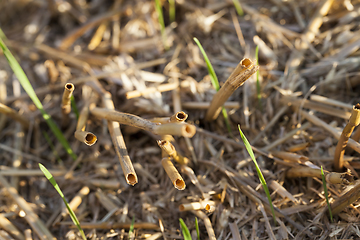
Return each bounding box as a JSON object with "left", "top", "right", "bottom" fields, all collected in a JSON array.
[
  {"left": 0, "top": 103, "right": 29, "bottom": 129},
  {"left": 91, "top": 107, "right": 196, "bottom": 138},
  {"left": 334, "top": 104, "right": 360, "bottom": 171},
  {"left": 205, "top": 58, "right": 259, "bottom": 121},
  {"left": 158, "top": 140, "right": 189, "bottom": 165},
  {"left": 179, "top": 200, "right": 216, "bottom": 211},
  {"left": 74, "top": 92, "right": 97, "bottom": 146},
  {"left": 151, "top": 111, "right": 188, "bottom": 124},
  {"left": 161, "top": 157, "right": 185, "bottom": 190},
  {"left": 286, "top": 166, "right": 354, "bottom": 185},
  {"left": 61, "top": 83, "right": 74, "bottom": 116},
  {"left": 103, "top": 92, "right": 137, "bottom": 186}
]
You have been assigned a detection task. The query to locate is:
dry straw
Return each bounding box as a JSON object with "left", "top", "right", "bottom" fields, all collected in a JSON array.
[
  {"left": 74, "top": 86, "right": 97, "bottom": 146},
  {"left": 334, "top": 104, "right": 360, "bottom": 171},
  {"left": 161, "top": 157, "right": 185, "bottom": 190},
  {"left": 157, "top": 140, "right": 189, "bottom": 165},
  {"left": 61, "top": 83, "right": 75, "bottom": 116},
  {"left": 205, "top": 58, "right": 259, "bottom": 121},
  {"left": 102, "top": 92, "right": 138, "bottom": 186},
  {"left": 286, "top": 166, "right": 354, "bottom": 185},
  {"left": 179, "top": 200, "right": 216, "bottom": 211},
  {"left": 91, "top": 107, "right": 196, "bottom": 138},
  {"left": 151, "top": 111, "right": 188, "bottom": 124}
]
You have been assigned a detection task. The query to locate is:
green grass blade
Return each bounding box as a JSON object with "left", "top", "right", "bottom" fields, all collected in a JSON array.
[
  {"left": 238, "top": 125, "right": 276, "bottom": 224},
  {"left": 39, "top": 163, "right": 86, "bottom": 240},
  {"left": 71, "top": 95, "right": 80, "bottom": 120},
  {"left": 0, "top": 33, "right": 77, "bottom": 160},
  {"left": 193, "top": 37, "right": 232, "bottom": 134},
  {"left": 169, "top": 0, "right": 175, "bottom": 23},
  {"left": 155, "top": 0, "right": 168, "bottom": 49},
  {"left": 232, "top": 0, "right": 244, "bottom": 16},
  {"left": 255, "top": 45, "right": 262, "bottom": 110},
  {"left": 321, "top": 166, "right": 333, "bottom": 222},
  {"left": 179, "top": 218, "right": 192, "bottom": 240},
  {"left": 129, "top": 216, "right": 135, "bottom": 239},
  {"left": 193, "top": 37, "right": 219, "bottom": 91},
  {"left": 195, "top": 217, "right": 200, "bottom": 240}
]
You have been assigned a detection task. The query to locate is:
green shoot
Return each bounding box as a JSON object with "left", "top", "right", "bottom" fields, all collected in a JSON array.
[
  {"left": 0, "top": 32, "right": 77, "bottom": 160},
  {"left": 129, "top": 216, "right": 135, "bottom": 239},
  {"left": 71, "top": 95, "right": 80, "bottom": 120},
  {"left": 255, "top": 45, "right": 262, "bottom": 110},
  {"left": 169, "top": 0, "right": 175, "bottom": 23},
  {"left": 193, "top": 37, "right": 232, "bottom": 135},
  {"left": 195, "top": 217, "right": 200, "bottom": 240},
  {"left": 232, "top": 0, "right": 244, "bottom": 16},
  {"left": 179, "top": 218, "right": 192, "bottom": 240},
  {"left": 238, "top": 125, "right": 276, "bottom": 224},
  {"left": 321, "top": 166, "right": 333, "bottom": 222},
  {"left": 0, "top": 28, "right": 7, "bottom": 40},
  {"left": 155, "top": 0, "right": 168, "bottom": 49},
  {"left": 39, "top": 164, "right": 86, "bottom": 240}
]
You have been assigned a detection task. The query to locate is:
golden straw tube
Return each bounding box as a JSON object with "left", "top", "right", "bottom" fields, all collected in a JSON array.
[
  {"left": 157, "top": 140, "right": 189, "bottom": 165},
  {"left": 90, "top": 107, "right": 196, "bottom": 138},
  {"left": 169, "top": 111, "right": 188, "bottom": 123},
  {"left": 334, "top": 104, "right": 360, "bottom": 171},
  {"left": 205, "top": 58, "right": 259, "bottom": 121},
  {"left": 74, "top": 130, "right": 97, "bottom": 146},
  {"left": 286, "top": 166, "right": 354, "bottom": 185},
  {"left": 103, "top": 92, "right": 137, "bottom": 185},
  {"left": 61, "top": 83, "right": 74, "bottom": 115},
  {"left": 161, "top": 157, "right": 185, "bottom": 190},
  {"left": 179, "top": 201, "right": 216, "bottom": 211},
  {"left": 74, "top": 96, "right": 97, "bottom": 146},
  {"left": 150, "top": 111, "right": 188, "bottom": 124},
  {"left": 0, "top": 103, "right": 29, "bottom": 129}
]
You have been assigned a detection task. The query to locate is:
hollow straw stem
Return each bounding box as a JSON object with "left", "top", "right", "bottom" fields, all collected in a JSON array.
[
  {"left": 150, "top": 111, "right": 188, "bottom": 124},
  {"left": 161, "top": 157, "right": 185, "bottom": 190},
  {"left": 334, "top": 104, "right": 360, "bottom": 171},
  {"left": 90, "top": 107, "right": 196, "bottom": 138},
  {"left": 74, "top": 95, "right": 97, "bottom": 146},
  {"left": 103, "top": 93, "right": 137, "bottom": 186},
  {"left": 157, "top": 140, "right": 189, "bottom": 165},
  {"left": 286, "top": 166, "right": 354, "bottom": 185},
  {"left": 205, "top": 58, "right": 259, "bottom": 121},
  {"left": 61, "top": 83, "right": 74, "bottom": 115},
  {"left": 179, "top": 201, "right": 216, "bottom": 211}
]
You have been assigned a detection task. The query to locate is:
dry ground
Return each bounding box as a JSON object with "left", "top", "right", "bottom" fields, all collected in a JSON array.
[{"left": 1, "top": 0, "right": 360, "bottom": 239}]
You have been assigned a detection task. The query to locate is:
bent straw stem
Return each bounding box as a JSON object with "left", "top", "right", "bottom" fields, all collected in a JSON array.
[
  {"left": 334, "top": 104, "right": 360, "bottom": 171},
  {"left": 91, "top": 107, "right": 196, "bottom": 137},
  {"left": 205, "top": 58, "right": 259, "bottom": 121},
  {"left": 103, "top": 93, "right": 137, "bottom": 186},
  {"left": 161, "top": 157, "right": 185, "bottom": 190}
]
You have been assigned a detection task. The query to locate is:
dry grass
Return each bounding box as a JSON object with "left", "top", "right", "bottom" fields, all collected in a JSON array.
[{"left": 1, "top": 0, "right": 360, "bottom": 239}]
